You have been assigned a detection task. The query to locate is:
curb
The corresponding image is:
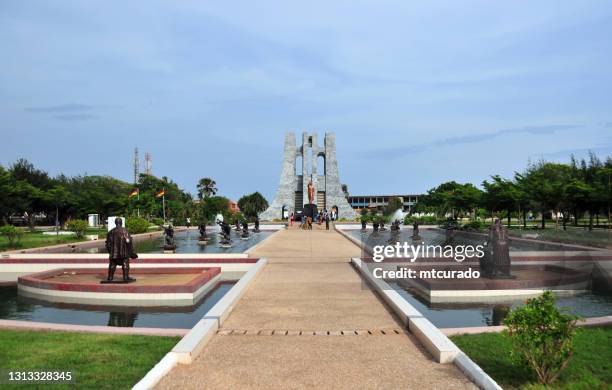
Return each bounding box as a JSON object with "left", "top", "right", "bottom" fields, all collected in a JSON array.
[
  {"left": 0, "top": 319, "right": 188, "bottom": 336},
  {"left": 132, "top": 258, "right": 268, "bottom": 389},
  {"left": 351, "top": 257, "right": 502, "bottom": 390},
  {"left": 132, "top": 353, "right": 179, "bottom": 390}
]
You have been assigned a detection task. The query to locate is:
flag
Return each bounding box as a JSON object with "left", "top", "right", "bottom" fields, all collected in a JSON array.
[
  {"left": 155, "top": 189, "right": 165, "bottom": 198},
  {"left": 129, "top": 188, "right": 139, "bottom": 197}
]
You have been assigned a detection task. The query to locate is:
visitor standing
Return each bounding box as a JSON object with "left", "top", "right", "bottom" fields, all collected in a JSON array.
[
  {"left": 325, "top": 210, "right": 330, "bottom": 230},
  {"left": 290, "top": 212, "right": 294, "bottom": 227}
]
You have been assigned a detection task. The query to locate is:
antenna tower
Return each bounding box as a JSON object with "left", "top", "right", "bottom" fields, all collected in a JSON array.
[{"left": 133, "top": 147, "right": 140, "bottom": 184}]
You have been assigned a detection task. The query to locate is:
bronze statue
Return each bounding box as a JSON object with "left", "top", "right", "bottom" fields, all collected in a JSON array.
[
  {"left": 412, "top": 220, "right": 421, "bottom": 240},
  {"left": 217, "top": 220, "right": 232, "bottom": 246},
  {"left": 445, "top": 225, "right": 455, "bottom": 245},
  {"left": 163, "top": 224, "right": 176, "bottom": 250},
  {"left": 198, "top": 224, "right": 207, "bottom": 239},
  {"left": 307, "top": 180, "right": 315, "bottom": 205},
  {"left": 241, "top": 220, "right": 249, "bottom": 238},
  {"left": 103, "top": 217, "right": 138, "bottom": 283},
  {"left": 481, "top": 219, "right": 512, "bottom": 278},
  {"left": 253, "top": 217, "right": 260, "bottom": 233},
  {"left": 391, "top": 219, "right": 401, "bottom": 231}
]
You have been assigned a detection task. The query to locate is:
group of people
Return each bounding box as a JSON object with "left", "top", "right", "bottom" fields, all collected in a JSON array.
[{"left": 289, "top": 208, "right": 336, "bottom": 230}]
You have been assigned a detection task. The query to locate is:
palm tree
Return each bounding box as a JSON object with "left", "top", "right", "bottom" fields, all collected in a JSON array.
[{"left": 197, "top": 178, "right": 218, "bottom": 200}]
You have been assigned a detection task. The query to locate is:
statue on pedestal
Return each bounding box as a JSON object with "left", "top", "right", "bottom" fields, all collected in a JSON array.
[
  {"left": 445, "top": 225, "right": 456, "bottom": 245},
  {"left": 307, "top": 180, "right": 315, "bottom": 205},
  {"left": 253, "top": 217, "right": 260, "bottom": 233},
  {"left": 241, "top": 220, "right": 249, "bottom": 239},
  {"left": 163, "top": 224, "right": 176, "bottom": 252},
  {"left": 103, "top": 217, "right": 138, "bottom": 283},
  {"left": 412, "top": 220, "right": 421, "bottom": 240},
  {"left": 481, "top": 219, "right": 513, "bottom": 278},
  {"left": 217, "top": 220, "right": 232, "bottom": 247},
  {"left": 391, "top": 219, "right": 401, "bottom": 231},
  {"left": 198, "top": 223, "right": 208, "bottom": 246}
]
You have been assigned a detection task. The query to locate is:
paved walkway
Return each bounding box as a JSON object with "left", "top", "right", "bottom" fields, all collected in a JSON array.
[{"left": 157, "top": 226, "right": 475, "bottom": 389}]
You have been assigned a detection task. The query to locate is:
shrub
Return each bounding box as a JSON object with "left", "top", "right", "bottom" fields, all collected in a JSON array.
[
  {"left": 404, "top": 215, "right": 439, "bottom": 225},
  {"left": 151, "top": 217, "right": 165, "bottom": 227},
  {"left": 504, "top": 291, "right": 579, "bottom": 385},
  {"left": 462, "top": 220, "right": 487, "bottom": 231},
  {"left": 126, "top": 217, "right": 150, "bottom": 235},
  {"left": 66, "top": 219, "right": 88, "bottom": 239},
  {"left": 0, "top": 225, "right": 23, "bottom": 246}
]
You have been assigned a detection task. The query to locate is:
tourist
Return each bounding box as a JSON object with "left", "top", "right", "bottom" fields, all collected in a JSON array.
[
  {"left": 290, "top": 212, "right": 294, "bottom": 227},
  {"left": 325, "top": 210, "right": 330, "bottom": 230}
]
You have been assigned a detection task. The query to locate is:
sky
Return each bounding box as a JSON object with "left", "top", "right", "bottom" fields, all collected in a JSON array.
[{"left": 1, "top": 1, "right": 611, "bottom": 201}]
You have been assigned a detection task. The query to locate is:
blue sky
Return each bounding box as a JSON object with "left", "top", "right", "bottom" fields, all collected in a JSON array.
[{"left": 1, "top": 1, "right": 611, "bottom": 201}]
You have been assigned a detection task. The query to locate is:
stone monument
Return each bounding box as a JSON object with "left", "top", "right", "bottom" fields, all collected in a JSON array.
[{"left": 259, "top": 132, "right": 357, "bottom": 221}]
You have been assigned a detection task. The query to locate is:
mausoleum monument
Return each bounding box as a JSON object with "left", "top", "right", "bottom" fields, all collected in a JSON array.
[{"left": 260, "top": 132, "right": 357, "bottom": 221}]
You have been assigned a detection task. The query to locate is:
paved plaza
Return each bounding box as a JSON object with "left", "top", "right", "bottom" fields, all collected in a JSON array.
[{"left": 157, "top": 227, "right": 476, "bottom": 389}]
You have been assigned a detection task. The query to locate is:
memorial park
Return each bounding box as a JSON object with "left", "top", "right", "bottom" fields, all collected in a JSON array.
[
  {"left": 1, "top": 2, "right": 612, "bottom": 389},
  {"left": 0, "top": 131, "right": 610, "bottom": 389}
]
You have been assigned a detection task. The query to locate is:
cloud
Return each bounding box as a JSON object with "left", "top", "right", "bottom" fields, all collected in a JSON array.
[
  {"left": 538, "top": 144, "right": 612, "bottom": 160},
  {"left": 54, "top": 114, "right": 98, "bottom": 121},
  {"left": 25, "top": 103, "right": 96, "bottom": 113},
  {"left": 365, "top": 124, "right": 580, "bottom": 158}
]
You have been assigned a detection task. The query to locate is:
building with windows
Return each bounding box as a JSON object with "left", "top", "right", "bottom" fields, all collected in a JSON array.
[{"left": 346, "top": 194, "right": 420, "bottom": 212}]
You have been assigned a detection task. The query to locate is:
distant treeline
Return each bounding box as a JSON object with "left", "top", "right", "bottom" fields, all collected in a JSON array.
[
  {"left": 0, "top": 159, "right": 194, "bottom": 226},
  {"left": 412, "top": 152, "right": 611, "bottom": 229}
]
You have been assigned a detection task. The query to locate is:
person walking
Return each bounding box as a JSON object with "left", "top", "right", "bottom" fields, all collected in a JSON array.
[
  {"left": 290, "top": 212, "right": 294, "bottom": 227},
  {"left": 325, "top": 209, "right": 330, "bottom": 230}
]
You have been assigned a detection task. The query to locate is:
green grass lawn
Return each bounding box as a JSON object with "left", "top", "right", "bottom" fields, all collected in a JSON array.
[
  {"left": 0, "top": 229, "right": 107, "bottom": 252},
  {"left": 508, "top": 227, "right": 612, "bottom": 249},
  {"left": 451, "top": 327, "right": 612, "bottom": 389},
  {"left": 0, "top": 330, "right": 179, "bottom": 389}
]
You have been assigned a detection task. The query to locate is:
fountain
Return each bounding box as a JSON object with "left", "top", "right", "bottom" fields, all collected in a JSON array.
[{"left": 350, "top": 221, "right": 594, "bottom": 303}]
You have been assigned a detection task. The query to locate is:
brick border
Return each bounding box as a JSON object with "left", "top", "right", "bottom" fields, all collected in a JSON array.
[{"left": 18, "top": 267, "right": 221, "bottom": 294}]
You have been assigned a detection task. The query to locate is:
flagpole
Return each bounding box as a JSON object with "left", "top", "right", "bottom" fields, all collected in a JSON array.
[{"left": 162, "top": 188, "right": 166, "bottom": 222}]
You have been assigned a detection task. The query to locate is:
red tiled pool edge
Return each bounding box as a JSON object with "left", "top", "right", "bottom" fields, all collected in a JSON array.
[{"left": 18, "top": 267, "right": 221, "bottom": 294}]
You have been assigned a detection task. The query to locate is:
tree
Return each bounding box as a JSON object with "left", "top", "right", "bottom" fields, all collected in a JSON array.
[
  {"left": 424, "top": 181, "right": 482, "bottom": 220},
  {"left": 482, "top": 175, "right": 520, "bottom": 227},
  {"left": 197, "top": 178, "right": 218, "bottom": 200},
  {"left": 199, "top": 196, "right": 230, "bottom": 223},
  {"left": 44, "top": 185, "right": 72, "bottom": 227},
  {"left": 237, "top": 192, "right": 269, "bottom": 220},
  {"left": 516, "top": 161, "right": 571, "bottom": 229}
]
